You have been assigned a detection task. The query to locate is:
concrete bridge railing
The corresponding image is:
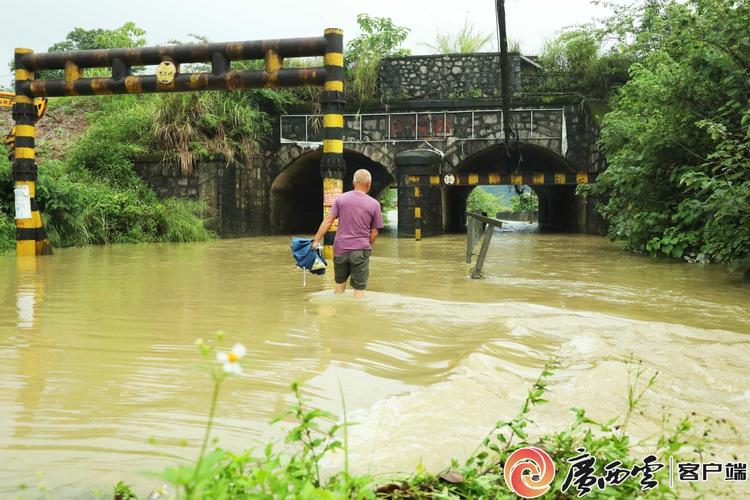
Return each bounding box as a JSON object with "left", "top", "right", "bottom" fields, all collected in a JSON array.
[{"left": 280, "top": 108, "right": 568, "bottom": 156}]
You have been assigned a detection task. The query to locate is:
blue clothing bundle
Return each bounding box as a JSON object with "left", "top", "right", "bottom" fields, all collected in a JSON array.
[{"left": 290, "top": 237, "right": 327, "bottom": 275}]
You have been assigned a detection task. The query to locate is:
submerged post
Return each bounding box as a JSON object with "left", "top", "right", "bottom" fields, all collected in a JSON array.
[
  {"left": 13, "top": 48, "right": 52, "bottom": 258},
  {"left": 320, "top": 28, "right": 346, "bottom": 260},
  {"left": 466, "top": 211, "right": 484, "bottom": 263},
  {"left": 466, "top": 211, "right": 502, "bottom": 279},
  {"left": 471, "top": 225, "right": 494, "bottom": 279}
]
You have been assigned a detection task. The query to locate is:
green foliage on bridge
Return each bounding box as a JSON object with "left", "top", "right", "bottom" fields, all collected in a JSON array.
[
  {"left": 345, "top": 14, "right": 411, "bottom": 104},
  {"left": 422, "top": 18, "right": 496, "bottom": 54},
  {"left": 539, "top": 28, "right": 632, "bottom": 94},
  {"left": 589, "top": 0, "right": 750, "bottom": 277}
]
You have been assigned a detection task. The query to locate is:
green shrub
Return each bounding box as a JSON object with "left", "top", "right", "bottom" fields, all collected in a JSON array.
[
  {"left": 345, "top": 14, "right": 411, "bottom": 104},
  {"left": 423, "top": 17, "right": 495, "bottom": 54},
  {"left": 0, "top": 28, "right": 224, "bottom": 255},
  {"left": 37, "top": 160, "right": 153, "bottom": 246},
  {"left": 510, "top": 190, "right": 539, "bottom": 213},
  {"left": 0, "top": 149, "right": 215, "bottom": 253},
  {"left": 158, "top": 198, "right": 215, "bottom": 243},
  {"left": 538, "top": 27, "right": 632, "bottom": 93},
  {"left": 65, "top": 94, "right": 155, "bottom": 188},
  {"left": 0, "top": 211, "right": 14, "bottom": 253},
  {"left": 0, "top": 147, "right": 18, "bottom": 252}
]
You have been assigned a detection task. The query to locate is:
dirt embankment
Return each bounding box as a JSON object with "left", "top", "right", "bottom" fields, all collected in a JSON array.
[{"left": 1, "top": 98, "right": 94, "bottom": 160}]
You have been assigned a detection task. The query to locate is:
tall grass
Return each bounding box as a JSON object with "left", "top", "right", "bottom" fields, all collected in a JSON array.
[
  {"left": 423, "top": 18, "right": 495, "bottom": 54},
  {"left": 159, "top": 199, "right": 214, "bottom": 243},
  {"left": 152, "top": 89, "right": 295, "bottom": 176},
  {"left": 35, "top": 160, "right": 215, "bottom": 248}
]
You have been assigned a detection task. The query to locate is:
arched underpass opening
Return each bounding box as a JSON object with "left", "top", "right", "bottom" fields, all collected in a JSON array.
[
  {"left": 271, "top": 150, "right": 395, "bottom": 234},
  {"left": 444, "top": 143, "right": 579, "bottom": 233}
]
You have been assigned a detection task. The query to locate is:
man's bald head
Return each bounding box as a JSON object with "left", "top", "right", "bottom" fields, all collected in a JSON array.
[{"left": 353, "top": 169, "right": 372, "bottom": 192}]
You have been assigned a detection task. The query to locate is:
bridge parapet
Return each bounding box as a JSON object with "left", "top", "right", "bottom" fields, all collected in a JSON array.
[
  {"left": 280, "top": 108, "right": 567, "bottom": 156},
  {"left": 378, "top": 52, "right": 524, "bottom": 100}
]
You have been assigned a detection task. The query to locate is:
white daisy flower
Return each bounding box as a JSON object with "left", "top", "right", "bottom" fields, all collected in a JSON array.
[{"left": 216, "top": 343, "right": 246, "bottom": 375}]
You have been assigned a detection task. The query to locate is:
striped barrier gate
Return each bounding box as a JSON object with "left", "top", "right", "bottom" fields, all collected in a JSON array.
[
  {"left": 9, "top": 30, "right": 346, "bottom": 260},
  {"left": 407, "top": 171, "right": 599, "bottom": 240}
]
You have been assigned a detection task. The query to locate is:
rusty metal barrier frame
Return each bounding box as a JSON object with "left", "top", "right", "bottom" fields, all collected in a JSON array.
[{"left": 11, "top": 29, "right": 345, "bottom": 259}]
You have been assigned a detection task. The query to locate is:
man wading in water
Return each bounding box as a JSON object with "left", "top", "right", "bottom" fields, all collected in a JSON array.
[{"left": 312, "top": 169, "right": 384, "bottom": 298}]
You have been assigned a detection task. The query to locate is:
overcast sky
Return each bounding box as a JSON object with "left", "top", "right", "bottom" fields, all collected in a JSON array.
[{"left": 1, "top": 0, "right": 629, "bottom": 87}]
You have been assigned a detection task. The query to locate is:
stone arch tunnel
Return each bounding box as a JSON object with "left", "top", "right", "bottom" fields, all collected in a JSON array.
[
  {"left": 270, "top": 149, "right": 395, "bottom": 234},
  {"left": 443, "top": 143, "right": 580, "bottom": 232},
  {"left": 134, "top": 51, "right": 608, "bottom": 239}
]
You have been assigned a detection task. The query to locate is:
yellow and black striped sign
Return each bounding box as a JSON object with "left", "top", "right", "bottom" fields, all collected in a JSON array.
[{"left": 407, "top": 172, "right": 598, "bottom": 187}]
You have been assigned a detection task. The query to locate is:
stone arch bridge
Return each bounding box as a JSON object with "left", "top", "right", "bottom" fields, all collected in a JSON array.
[{"left": 135, "top": 52, "right": 607, "bottom": 237}]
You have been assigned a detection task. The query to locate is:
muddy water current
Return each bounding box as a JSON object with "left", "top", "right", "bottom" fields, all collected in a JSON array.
[{"left": 0, "top": 229, "right": 748, "bottom": 496}]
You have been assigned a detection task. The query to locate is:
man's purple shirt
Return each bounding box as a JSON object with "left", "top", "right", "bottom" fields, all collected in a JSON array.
[{"left": 330, "top": 190, "right": 384, "bottom": 257}]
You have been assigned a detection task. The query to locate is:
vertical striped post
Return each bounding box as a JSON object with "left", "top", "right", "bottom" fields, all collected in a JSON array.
[
  {"left": 414, "top": 186, "right": 422, "bottom": 241},
  {"left": 320, "top": 28, "right": 346, "bottom": 261},
  {"left": 13, "top": 48, "right": 52, "bottom": 259}
]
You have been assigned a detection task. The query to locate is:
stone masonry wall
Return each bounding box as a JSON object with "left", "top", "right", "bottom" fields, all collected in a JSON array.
[
  {"left": 133, "top": 154, "right": 273, "bottom": 237},
  {"left": 379, "top": 53, "right": 521, "bottom": 100}
]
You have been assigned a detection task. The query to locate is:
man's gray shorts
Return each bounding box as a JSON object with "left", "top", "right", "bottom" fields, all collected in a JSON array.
[{"left": 333, "top": 249, "right": 371, "bottom": 290}]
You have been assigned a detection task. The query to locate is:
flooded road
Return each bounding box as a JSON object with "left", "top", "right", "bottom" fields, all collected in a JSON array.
[{"left": 0, "top": 232, "right": 748, "bottom": 496}]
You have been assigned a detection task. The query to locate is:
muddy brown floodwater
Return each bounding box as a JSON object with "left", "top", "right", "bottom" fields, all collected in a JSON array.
[{"left": 0, "top": 231, "right": 748, "bottom": 496}]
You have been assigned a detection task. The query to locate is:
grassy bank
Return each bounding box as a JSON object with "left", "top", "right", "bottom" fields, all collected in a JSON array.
[
  {"left": 0, "top": 95, "right": 222, "bottom": 254},
  {"left": 108, "top": 337, "right": 730, "bottom": 500}
]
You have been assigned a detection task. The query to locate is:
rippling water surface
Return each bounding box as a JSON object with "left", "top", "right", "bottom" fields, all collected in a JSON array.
[{"left": 0, "top": 230, "right": 748, "bottom": 496}]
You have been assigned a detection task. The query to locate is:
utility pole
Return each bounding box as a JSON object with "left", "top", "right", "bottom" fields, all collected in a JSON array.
[{"left": 496, "top": 0, "right": 513, "bottom": 156}]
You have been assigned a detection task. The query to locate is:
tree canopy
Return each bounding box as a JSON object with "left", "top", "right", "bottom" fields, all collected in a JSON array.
[{"left": 589, "top": 0, "right": 750, "bottom": 276}]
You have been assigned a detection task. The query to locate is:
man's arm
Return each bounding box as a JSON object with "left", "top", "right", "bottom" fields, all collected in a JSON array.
[
  {"left": 370, "top": 204, "right": 384, "bottom": 247},
  {"left": 312, "top": 213, "right": 336, "bottom": 250}
]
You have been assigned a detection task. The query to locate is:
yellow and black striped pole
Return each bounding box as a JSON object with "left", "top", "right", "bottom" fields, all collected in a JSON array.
[
  {"left": 320, "top": 28, "right": 345, "bottom": 261},
  {"left": 414, "top": 186, "right": 422, "bottom": 241},
  {"left": 13, "top": 48, "right": 52, "bottom": 259}
]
